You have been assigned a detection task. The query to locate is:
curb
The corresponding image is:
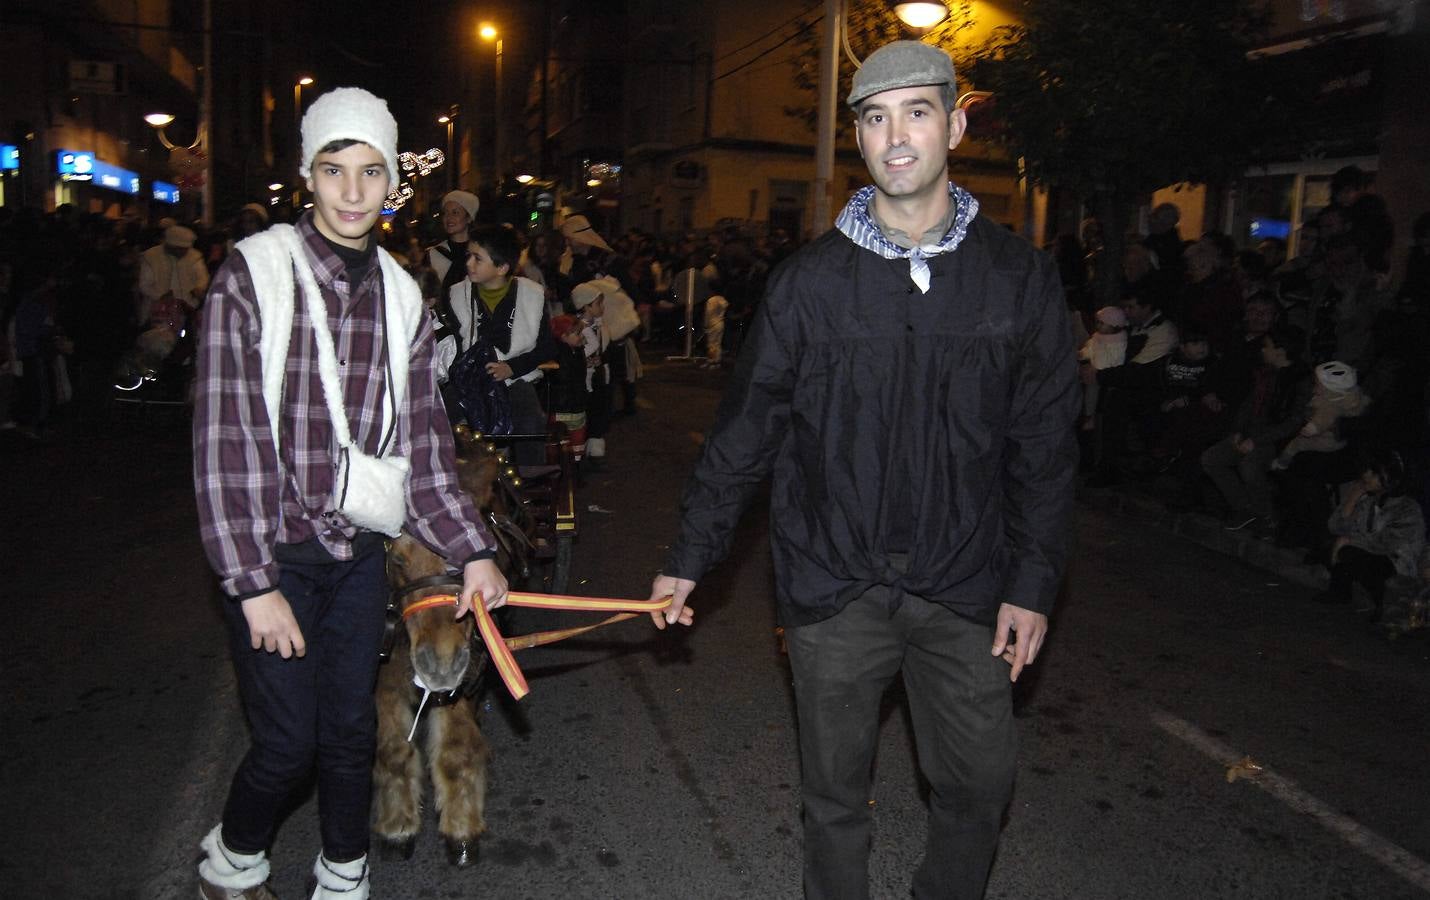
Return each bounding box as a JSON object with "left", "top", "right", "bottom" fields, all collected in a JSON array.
[{"left": 1078, "top": 485, "right": 1330, "bottom": 591}]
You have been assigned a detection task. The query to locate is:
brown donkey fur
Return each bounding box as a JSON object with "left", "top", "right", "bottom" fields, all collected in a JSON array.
[{"left": 373, "top": 440, "right": 506, "bottom": 866}]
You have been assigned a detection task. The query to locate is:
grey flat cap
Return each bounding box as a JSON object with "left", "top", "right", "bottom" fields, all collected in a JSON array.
[{"left": 848, "top": 40, "right": 957, "bottom": 108}]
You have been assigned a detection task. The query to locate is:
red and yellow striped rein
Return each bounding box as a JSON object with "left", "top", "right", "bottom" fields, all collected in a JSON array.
[{"left": 402, "top": 591, "right": 673, "bottom": 701}]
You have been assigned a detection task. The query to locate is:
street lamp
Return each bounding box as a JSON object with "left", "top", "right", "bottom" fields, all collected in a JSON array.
[
  {"left": 813, "top": 0, "right": 951, "bottom": 231},
  {"left": 293, "top": 76, "right": 314, "bottom": 206},
  {"left": 438, "top": 105, "right": 459, "bottom": 191},
  {"left": 145, "top": 110, "right": 209, "bottom": 222},
  {"left": 479, "top": 23, "right": 504, "bottom": 189}
]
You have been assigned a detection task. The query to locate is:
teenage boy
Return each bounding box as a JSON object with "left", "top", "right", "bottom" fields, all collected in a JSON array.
[
  {"left": 649, "top": 41, "right": 1077, "bottom": 899},
  {"left": 192, "top": 87, "right": 507, "bottom": 900}
]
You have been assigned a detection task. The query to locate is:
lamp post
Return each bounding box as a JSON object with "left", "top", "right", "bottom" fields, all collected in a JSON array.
[
  {"left": 480, "top": 23, "right": 504, "bottom": 189},
  {"left": 438, "top": 106, "right": 459, "bottom": 191},
  {"left": 293, "top": 76, "right": 314, "bottom": 207},
  {"left": 812, "top": 0, "right": 950, "bottom": 232},
  {"left": 144, "top": 112, "right": 208, "bottom": 224}
]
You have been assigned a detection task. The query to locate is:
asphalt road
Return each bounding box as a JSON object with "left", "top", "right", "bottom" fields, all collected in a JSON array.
[{"left": 2, "top": 357, "right": 1428, "bottom": 900}]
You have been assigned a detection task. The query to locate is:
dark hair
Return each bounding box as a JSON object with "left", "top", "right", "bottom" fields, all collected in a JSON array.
[
  {"left": 1331, "top": 165, "right": 1369, "bottom": 195},
  {"left": 1237, "top": 250, "right": 1269, "bottom": 281},
  {"left": 470, "top": 224, "right": 521, "bottom": 274},
  {"left": 1263, "top": 325, "right": 1305, "bottom": 363},
  {"left": 1179, "top": 324, "right": 1210, "bottom": 345},
  {"left": 316, "top": 139, "right": 363, "bottom": 155},
  {"left": 1361, "top": 447, "right": 1410, "bottom": 498}
]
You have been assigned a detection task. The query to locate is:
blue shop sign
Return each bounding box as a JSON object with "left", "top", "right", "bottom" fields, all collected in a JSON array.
[
  {"left": 152, "top": 181, "right": 181, "bottom": 204},
  {"left": 56, "top": 149, "right": 142, "bottom": 195},
  {"left": 1, "top": 145, "right": 18, "bottom": 171}
]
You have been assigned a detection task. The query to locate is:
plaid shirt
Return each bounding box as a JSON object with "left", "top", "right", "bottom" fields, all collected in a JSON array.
[{"left": 193, "top": 213, "right": 494, "bottom": 598}]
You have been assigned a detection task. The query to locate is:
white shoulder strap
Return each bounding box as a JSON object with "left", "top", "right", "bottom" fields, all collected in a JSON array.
[{"left": 233, "top": 225, "right": 298, "bottom": 448}]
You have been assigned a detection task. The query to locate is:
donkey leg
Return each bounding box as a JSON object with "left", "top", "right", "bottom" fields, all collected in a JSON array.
[
  {"left": 425, "top": 701, "right": 491, "bottom": 867},
  {"left": 371, "top": 662, "right": 423, "bottom": 859}
]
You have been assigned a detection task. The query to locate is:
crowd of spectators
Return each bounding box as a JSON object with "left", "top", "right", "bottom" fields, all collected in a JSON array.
[
  {"left": 0, "top": 196, "right": 789, "bottom": 481},
  {"left": 1070, "top": 166, "right": 1430, "bottom": 627}
]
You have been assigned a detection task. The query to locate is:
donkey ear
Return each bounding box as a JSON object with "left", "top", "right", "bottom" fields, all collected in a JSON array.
[{"left": 387, "top": 534, "right": 417, "bottom": 581}]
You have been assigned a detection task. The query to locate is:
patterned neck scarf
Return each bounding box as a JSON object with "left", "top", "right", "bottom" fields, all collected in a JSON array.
[{"left": 835, "top": 182, "right": 979, "bottom": 293}]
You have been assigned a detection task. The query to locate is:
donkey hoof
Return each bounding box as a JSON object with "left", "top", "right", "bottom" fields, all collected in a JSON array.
[
  {"left": 377, "top": 836, "right": 416, "bottom": 861},
  {"left": 445, "top": 837, "right": 479, "bottom": 867}
]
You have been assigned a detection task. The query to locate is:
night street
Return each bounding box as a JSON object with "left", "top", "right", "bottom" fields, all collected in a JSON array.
[{"left": 2, "top": 358, "right": 1427, "bottom": 899}]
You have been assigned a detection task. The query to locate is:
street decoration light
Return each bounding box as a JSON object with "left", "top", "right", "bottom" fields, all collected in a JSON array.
[{"left": 813, "top": 0, "right": 951, "bottom": 230}]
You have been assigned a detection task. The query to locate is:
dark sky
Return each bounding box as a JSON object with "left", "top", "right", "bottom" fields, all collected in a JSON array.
[{"left": 279, "top": 0, "right": 544, "bottom": 156}]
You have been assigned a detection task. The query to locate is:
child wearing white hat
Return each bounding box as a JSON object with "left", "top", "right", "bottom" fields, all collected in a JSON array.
[{"left": 1271, "top": 360, "right": 1369, "bottom": 470}]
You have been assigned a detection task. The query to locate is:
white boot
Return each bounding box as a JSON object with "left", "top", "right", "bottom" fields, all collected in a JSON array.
[
  {"left": 311, "top": 852, "right": 370, "bottom": 899},
  {"left": 197, "top": 825, "right": 272, "bottom": 898}
]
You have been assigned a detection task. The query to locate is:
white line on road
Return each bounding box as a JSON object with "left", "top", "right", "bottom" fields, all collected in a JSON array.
[{"left": 1151, "top": 709, "right": 1430, "bottom": 895}]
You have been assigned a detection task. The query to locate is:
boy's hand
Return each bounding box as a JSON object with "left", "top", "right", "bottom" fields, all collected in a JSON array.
[
  {"left": 485, "top": 360, "right": 514, "bottom": 381},
  {"left": 241, "top": 590, "right": 306, "bottom": 658},
  {"left": 459, "top": 558, "right": 509, "bottom": 617}
]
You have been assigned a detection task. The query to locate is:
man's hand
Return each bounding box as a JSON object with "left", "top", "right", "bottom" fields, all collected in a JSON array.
[
  {"left": 459, "top": 558, "right": 509, "bottom": 618},
  {"left": 991, "top": 603, "right": 1048, "bottom": 683},
  {"left": 649, "top": 574, "right": 696, "bottom": 630},
  {"left": 241, "top": 590, "right": 306, "bottom": 659},
  {"left": 485, "top": 360, "right": 514, "bottom": 381}
]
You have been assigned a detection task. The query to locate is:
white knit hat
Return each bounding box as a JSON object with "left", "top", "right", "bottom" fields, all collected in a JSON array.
[
  {"left": 1315, "top": 361, "right": 1357, "bottom": 393},
  {"left": 1094, "top": 305, "right": 1127, "bottom": 328},
  {"left": 299, "top": 87, "right": 400, "bottom": 190},
  {"left": 442, "top": 191, "right": 479, "bottom": 220}
]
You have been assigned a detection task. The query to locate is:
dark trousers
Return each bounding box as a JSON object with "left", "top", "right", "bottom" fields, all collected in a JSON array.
[
  {"left": 220, "top": 549, "right": 388, "bottom": 861},
  {"left": 1329, "top": 545, "right": 1397, "bottom": 611},
  {"left": 1201, "top": 435, "right": 1278, "bottom": 518},
  {"left": 1279, "top": 448, "right": 1359, "bottom": 549},
  {"left": 785, "top": 585, "right": 1016, "bottom": 900}
]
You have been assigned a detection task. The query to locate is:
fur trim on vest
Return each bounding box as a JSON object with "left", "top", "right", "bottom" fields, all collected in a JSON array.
[{"left": 233, "top": 225, "right": 424, "bottom": 448}]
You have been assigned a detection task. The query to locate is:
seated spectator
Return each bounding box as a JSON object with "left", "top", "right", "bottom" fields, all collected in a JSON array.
[
  {"left": 1316, "top": 449, "right": 1426, "bottom": 622},
  {"left": 1200, "top": 325, "right": 1310, "bottom": 537},
  {"left": 1180, "top": 236, "right": 1244, "bottom": 354},
  {"left": 1304, "top": 233, "right": 1389, "bottom": 371},
  {"left": 1122, "top": 292, "right": 1179, "bottom": 364},
  {"left": 1078, "top": 305, "right": 1128, "bottom": 430},
  {"left": 1202, "top": 294, "right": 1280, "bottom": 419},
  {"left": 1272, "top": 360, "right": 1369, "bottom": 471},
  {"left": 1147, "top": 326, "right": 1216, "bottom": 477}
]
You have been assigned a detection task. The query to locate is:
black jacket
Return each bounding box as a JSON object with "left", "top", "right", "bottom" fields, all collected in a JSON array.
[{"left": 664, "top": 215, "right": 1079, "bottom": 626}]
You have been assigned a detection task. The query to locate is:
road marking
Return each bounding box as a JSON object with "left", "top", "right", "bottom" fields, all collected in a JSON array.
[{"left": 1151, "top": 709, "right": 1430, "bottom": 894}]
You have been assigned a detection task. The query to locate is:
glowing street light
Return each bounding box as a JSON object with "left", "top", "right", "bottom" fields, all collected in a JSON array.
[
  {"left": 480, "top": 23, "right": 505, "bottom": 187},
  {"left": 145, "top": 112, "right": 176, "bottom": 128},
  {"left": 267, "top": 182, "right": 283, "bottom": 191},
  {"left": 892, "top": 1, "right": 950, "bottom": 28}
]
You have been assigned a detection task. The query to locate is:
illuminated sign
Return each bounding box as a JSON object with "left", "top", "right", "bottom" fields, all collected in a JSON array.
[
  {"left": 0, "top": 145, "right": 17, "bottom": 171},
  {"left": 152, "top": 181, "right": 180, "bottom": 204},
  {"left": 56, "top": 149, "right": 141, "bottom": 195}
]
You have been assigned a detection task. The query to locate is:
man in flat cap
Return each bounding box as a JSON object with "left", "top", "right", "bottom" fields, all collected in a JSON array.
[{"left": 650, "top": 40, "right": 1077, "bottom": 898}]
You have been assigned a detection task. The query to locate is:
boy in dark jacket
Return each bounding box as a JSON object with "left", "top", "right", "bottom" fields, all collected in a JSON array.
[{"left": 1200, "top": 325, "right": 1311, "bottom": 536}]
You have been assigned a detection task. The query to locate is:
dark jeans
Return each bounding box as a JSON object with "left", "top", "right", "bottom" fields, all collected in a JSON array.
[
  {"left": 220, "top": 548, "right": 388, "bottom": 862},
  {"left": 1279, "top": 448, "right": 1359, "bottom": 549},
  {"left": 785, "top": 585, "right": 1016, "bottom": 900},
  {"left": 1201, "top": 435, "right": 1278, "bottom": 518}
]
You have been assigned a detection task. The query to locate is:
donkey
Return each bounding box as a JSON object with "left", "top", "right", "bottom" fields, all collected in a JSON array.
[{"left": 373, "top": 436, "right": 517, "bottom": 866}]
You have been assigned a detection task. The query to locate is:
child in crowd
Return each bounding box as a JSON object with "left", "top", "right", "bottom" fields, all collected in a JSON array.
[
  {"left": 1318, "top": 449, "right": 1426, "bottom": 621},
  {"left": 1149, "top": 328, "right": 1215, "bottom": 470},
  {"left": 1078, "top": 305, "right": 1128, "bottom": 430},
  {"left": 546, "top": 314, "right": 589, "bottom": 461},
  {"left": 571, "top": 280, "right": 610, "bottom": 465},
  {"left": 1271, "top": 360, "right": 1369, "bottom": 471},
  {"left": 704, "top": 293, "right": 728, "bottom": 367}
]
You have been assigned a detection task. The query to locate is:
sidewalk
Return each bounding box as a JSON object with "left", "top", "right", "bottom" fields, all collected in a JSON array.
[{"left": 1078, "top": 479, "right": 1330, "bottom": 591}]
